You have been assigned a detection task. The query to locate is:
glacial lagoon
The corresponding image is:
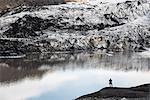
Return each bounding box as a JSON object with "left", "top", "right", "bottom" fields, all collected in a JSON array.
[{"left": 0, "top": 51, "right": 150, "bottom": 100}]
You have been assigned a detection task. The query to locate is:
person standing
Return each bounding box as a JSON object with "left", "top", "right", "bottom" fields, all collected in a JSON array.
[{"left": 109, "top": 78, "right": 113, "bottom": 87}]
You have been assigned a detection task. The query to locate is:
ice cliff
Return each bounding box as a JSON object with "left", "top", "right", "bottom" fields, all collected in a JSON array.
[{"left": 0, "top": 0, "right": 150, "bottom": 53}]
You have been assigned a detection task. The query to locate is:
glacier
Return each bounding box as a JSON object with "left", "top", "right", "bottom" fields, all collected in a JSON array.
[{"left": 0, "top": 0, "right": 150, "bottom": 53}]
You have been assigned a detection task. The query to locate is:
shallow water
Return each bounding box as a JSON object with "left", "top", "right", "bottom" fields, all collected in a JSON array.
[{"left": 0, "top": 51, "right": 150, "bottom": 100}]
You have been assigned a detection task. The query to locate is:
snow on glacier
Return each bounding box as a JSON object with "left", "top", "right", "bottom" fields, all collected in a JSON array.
[{"left": 0, "top": 0, "right": 150, "bottom": 51}]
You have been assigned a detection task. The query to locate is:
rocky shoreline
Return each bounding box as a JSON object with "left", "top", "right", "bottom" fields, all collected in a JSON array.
[{"left": 76, "top": 84, "right": 150, "bottom": 100}]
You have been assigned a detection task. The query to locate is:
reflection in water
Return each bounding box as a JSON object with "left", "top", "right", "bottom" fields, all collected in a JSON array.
[{"left": 0, "top": 51, "right": 150, "bottom": 100}]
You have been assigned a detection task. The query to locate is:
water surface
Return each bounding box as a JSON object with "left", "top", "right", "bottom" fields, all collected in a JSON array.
[{"left": 0, "top": 51, "right": 150, "bottom": 100}]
